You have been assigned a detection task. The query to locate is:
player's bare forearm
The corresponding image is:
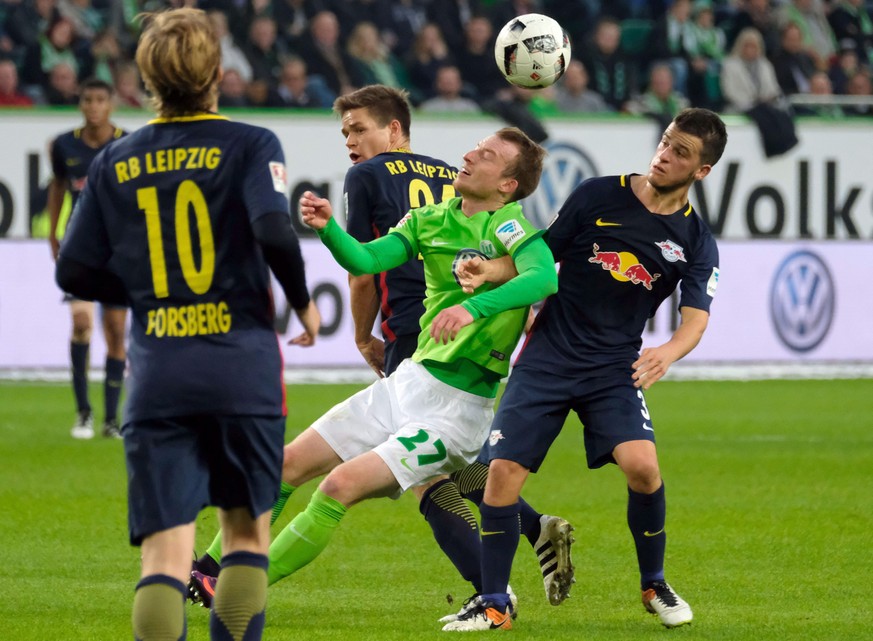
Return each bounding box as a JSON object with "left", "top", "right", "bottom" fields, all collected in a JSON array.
[
  {"left": 47, "top": 179, "right": 67, "bottom": 260},
  {"left": 289, "top": 300, "right": 321, "bottom": 347},
  {"left": 632, "top": 307, "right": 709, "bottom": 389},
  {"left": 349, "top": 273, "right": 385, "bottom": 376}
]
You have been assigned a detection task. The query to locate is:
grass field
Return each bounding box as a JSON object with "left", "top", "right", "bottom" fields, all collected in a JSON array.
[{"left": 0, "top": 379, "right": 870, "bottom": 640}]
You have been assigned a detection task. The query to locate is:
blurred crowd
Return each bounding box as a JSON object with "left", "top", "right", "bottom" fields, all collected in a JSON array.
[{"left": 0, "top": 0, "right": 871, "bottom": 119}]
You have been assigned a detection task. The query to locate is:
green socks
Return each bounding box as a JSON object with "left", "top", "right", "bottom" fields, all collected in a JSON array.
[{"left": 268, "top": 489, "right": 346, "bottom": 585}]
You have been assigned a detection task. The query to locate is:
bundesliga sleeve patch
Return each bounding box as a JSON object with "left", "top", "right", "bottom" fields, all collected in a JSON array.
[
  {"left": 496, "top": 219, "right": 527, "bottom": 250},
  {"left": 707, "top": 267, "right": 719, "bottom": 297},
  {"left": 269, "top": 161, "right": 287, "bottom": 193}
]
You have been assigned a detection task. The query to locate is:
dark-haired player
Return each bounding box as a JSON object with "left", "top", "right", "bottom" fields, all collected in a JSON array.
[
  {"left": 446, "top": 107, "right": 727, "bottom": 631},
  {"left": 49, "top": 78, "right": 127, "bottom": 439},
  {"left": 55, "top": 8, "right": 319, "bottom": 641}
]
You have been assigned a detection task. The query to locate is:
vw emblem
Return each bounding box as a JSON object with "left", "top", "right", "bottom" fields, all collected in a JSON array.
[
  {"left": 523, "top": 141, "right": 598, "bottom": 229},
  {"left": 770, "top": 250, "right": 835, "bottom": 352}
]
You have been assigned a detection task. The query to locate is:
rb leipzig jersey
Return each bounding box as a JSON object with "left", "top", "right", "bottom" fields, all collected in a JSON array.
[
  {"left": 344, "top": 151, "right": 457, "bottom": 342},
  {"left": 50, "top": 126, "right": 127, "bottom": 211},
  {"left": 61, "top": 115, "right": 291, "bottom": 421},
  {"left": 520, "top": 174, "right": 719, "bottom": 374}
]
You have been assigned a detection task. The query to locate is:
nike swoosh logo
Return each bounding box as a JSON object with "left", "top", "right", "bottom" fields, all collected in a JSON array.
[
  {"left": 480, "top": 530, "right": 505, "bottom": 536},
  {"left": 643, "top": 527, "right": 665, "bottom": 537},
  {"left": 486, "top": 608, "right": 512, "bottom": 629},
  {"left": 289, "top": 523, "right": 316, "bottom": 545},
  {"left": 400, "top": 457, "right": 413, "bottom": 472},
  {"left": 432, "top": 240, "right": 449, "bottom": 246},
  {"left": 596, "top": 218, "right": 622, "bottom": 227},
  {"left": 642, "top": 422, "right": 654, "bottom": 432}
]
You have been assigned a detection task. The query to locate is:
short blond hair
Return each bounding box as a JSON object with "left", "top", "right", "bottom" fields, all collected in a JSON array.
[{"left": 136, "top": 8, "right": 220, "bottom": 117}]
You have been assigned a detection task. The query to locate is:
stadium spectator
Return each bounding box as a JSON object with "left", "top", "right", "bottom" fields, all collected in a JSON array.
[
  {"left": 243, "top": 15, "right": 288, "bottom": 84},
  {"left": 649, "top": 0, "right": 695, "bottom": 97},
  {"left": 218, "top": 67, "right": 251, "bottom": 108},
  {"left": 297, "top": 10, "right": 361, "bottom": 96},
  {"left": 57, "top": 0, "right": 106, "bottom": 40},
  {"left": 21, "top": 15, "right": 81, "bottom": 87},
  {"left": 488, "top": 0, "right": 541, "bottom": 33},
  {"left": 829, "top": 42, "right": 862, "bottom": 93},
  {"left": 426, "top": 0, "right": 484, "bottom": 51},
  {"left": 208, "top": 8, "right": 254, "bottom": 83},
  {"left": 843, "top": 68, "right": 873, "bottom": 116},
  {"left": 795, "top": 70, "right": 845, "bottom": 118},
  {"left": 828, "top": 0, "right": 873, "bottom": 68},
  {"left": 552, "top": 59, "right": 612, "bottom": 113},
  {"left": 456, "top": 15, "right": 511, "bottom": 102},
  {"left": 56, "top": 9, "right": 319, "bottom": 641},
  {"left": 720, "top": 26, "right": 783, "bottom": 113},
  {"left": 406, "top": 22, "right": 454, "bottom": 100},
  {"left": 580, "top": 16, "right": 639, "bottom": 111},
  {"left": 4, "top": 0, "right": 60, "bottom": 54},
  {"left": 265, "top": 56, "right": 335, "bottom": 108},
  {"left": 272, "top": 0, "right": 323, "bottom": 50},
  {"left": 112, "top": 61, "right": 146, "bottom": 108},
  {"left": 419, "top": 64, "right": 481, "bottom": 113},
  {"left": 0, "top": 59, "right": 34, "bottom": 106},
  {"left": 346, "top": 21, "right": 414, "bottom": 96},
  {"left": 776, "top": 0, "right": 836, "bottom": 71},
  {"left": 80, "top": 29, "right": 123, "bottom": 86},
  {"left": 684, "top": 0, "right": 727, "bottom": 109},
  {"left": 627, "top": 62, "right": 690, "bottom": 122},
  {"left": 43, "top": 61, "right": 79, "bottom": 104},
  {"left": 727, "top": 0, "right": 781, "bottom": 57},
  {"left": 47, "top": 77, "right": 127, "bottom": 440},
  {"left": 376, "top": 0, "right": 429, "bottom": 58},
  {"left": 772, "top": 21, "right": 818, "bottom": 96},
  {"left": 446, "top": 107, "right": 727, "bottom": 633}
]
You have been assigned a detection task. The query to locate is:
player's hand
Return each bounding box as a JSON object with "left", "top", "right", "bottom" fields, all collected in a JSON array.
[
  {"left": 430, "top": 305, "right": 474, "bottom": 344},
  {"left": 632, "top": 346, "right": 675, "bottom": 390},
  {"left": 457, "top": 256, "right": 487, "bottom": 294},
  {"left": 299, "top": 191, "right": 333, "bottom": 230},
  {"left": 356, "top": 335, "right": 386, "bottom": 378},
  {"left": 49, "top": 236, "right": 60, "bottom": 261},
  {"left": 289, "top": 300, "right": 320, "bottom": 347}
]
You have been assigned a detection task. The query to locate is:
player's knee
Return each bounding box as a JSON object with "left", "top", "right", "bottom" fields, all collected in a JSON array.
[
  {"left": 72, "top": 315, "right": 92, "bottom": 340},
  {"left": 624, "top": 462, "right": 662, "bottom": 493},
  {"left": 317, "top": 470, "right": 352, "bottom": 503},
  {"left": 484, "top": 459, "right": 527, "bottom": 505}
]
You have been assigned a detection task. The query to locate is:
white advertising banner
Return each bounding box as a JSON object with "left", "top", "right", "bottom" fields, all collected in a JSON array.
[
  {"left": 0, "top": 112, "right": 871, "bottom": 240},
  {"left": 1, "top": 239, "right": 869, "bottom": 369}
]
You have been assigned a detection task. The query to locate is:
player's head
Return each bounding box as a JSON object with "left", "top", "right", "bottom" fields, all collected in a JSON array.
[
  {"left": 333, "top": 85, "right": 412, "bottom": 164},
  {"left": 455, "top": 127, "right": 545, "bottom": 204},
  {"left": 647, "top": 108, "right": 727, "bottom": 193},
  {"left": 78, "top": 77, "right": 113, "bottom": 126},
  {"left": 135, "top": 8, "right": 221, "bottom": 117}
]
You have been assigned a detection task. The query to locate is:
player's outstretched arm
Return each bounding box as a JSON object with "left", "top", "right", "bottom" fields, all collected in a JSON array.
[
  {"left": 632, "top": 306, "right": 709, "bottom": 390},
  {"left": 457, "top": 255, "right": 518, "bottom": 294}
]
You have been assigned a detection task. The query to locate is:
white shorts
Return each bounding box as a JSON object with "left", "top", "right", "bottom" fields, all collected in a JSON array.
[{"left": 312, "top": 359, "right": 494, "bottom": 495}]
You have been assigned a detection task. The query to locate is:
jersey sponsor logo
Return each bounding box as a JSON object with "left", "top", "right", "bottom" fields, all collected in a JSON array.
[
  {"left": 396, "top": 212, "right": 412, "bottom": 228},
  {"left": 707, "top": 267, "right": 719, "bottom": 297},
  {"left": 770, "top": 250, "right": 834, "bottom": 352},
  {"left": 525, "top": 141, "right": 599, "bottom": 228},
  {"left": 65, "top": 157, "right": 81, "bottom": 166},
  {"left": 588, "top": 243, "right": 661, "bottom": 290},
  {"left": 269, "top": 161, "right": 287, "bottom": 193},
  {"left": 654, "top": 239, "right": 686, "bottom": 262},
  {"left": 496, "top": 219, "right": 526, "bottom": 250},
  {"left": 595, "top": 218, "right": 622, "bottom": 227},
  {"left": 489, "top": 429, "right": 505, "bottom": 446}
]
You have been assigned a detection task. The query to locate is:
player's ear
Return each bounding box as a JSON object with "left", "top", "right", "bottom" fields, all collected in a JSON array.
[
  {"left": 499, "top": 176, "right": 519, "bottom": 199},
  {"left": 694, "top": 164, "right": 711, "bottom": 181}
]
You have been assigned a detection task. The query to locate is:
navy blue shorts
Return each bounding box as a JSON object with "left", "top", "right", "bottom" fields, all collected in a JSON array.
[
  {"left": 123, "top": 414, "right": 285, "bottom": 545},
  {"left": 480, "top": 364, "right": 656, "bottom": 472},
  {"left": 384, "top": 333, "right": 419, "bottom": 377}
]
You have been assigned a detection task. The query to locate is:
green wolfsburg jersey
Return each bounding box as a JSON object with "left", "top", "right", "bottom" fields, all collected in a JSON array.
[{"left": 389, "top": 197, "right": 544, "bottom": 379}]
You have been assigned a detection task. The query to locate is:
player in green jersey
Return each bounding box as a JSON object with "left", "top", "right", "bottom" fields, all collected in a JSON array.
[{"left": 255, "top": 127, "right": 557, "bottom": 595}]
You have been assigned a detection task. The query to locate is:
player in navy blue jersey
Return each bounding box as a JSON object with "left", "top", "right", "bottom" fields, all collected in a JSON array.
[
  {"left": 445, "top": 108, "right": 727, "bottom": 632},
  {"left": 48, "top": 78, "right": 128, "bottom": 439},
  {"left": 188, "top": 85, "right": 576, "bottom": 620},
  {"left": 55, "top": 9, "right": 319, "bottom": 641}
]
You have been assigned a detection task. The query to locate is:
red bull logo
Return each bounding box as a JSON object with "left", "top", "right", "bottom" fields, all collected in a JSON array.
[{"left": 588, "top": 243, "right": 660, "bottom": 290}]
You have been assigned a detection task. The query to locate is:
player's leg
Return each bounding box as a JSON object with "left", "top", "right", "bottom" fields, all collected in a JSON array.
[
  {"left": 135, "top": 524, "right": 195, "bottom": 641},
  {"left": 583, "top": 379, "right": 691, "bottom": 628},
  {"left": 100, "top": 306, "right": 127, "bottom": 438},
  {"left": 444, "top": 366, "right": 570, "bottom": 631},
  {"left": 69, "top": 299, "right": 94, "bottom": 438}
]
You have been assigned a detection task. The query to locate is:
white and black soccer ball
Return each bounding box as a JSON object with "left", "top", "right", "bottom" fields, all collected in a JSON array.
[{"left": 494, "top": 13, "right": 571, "bottom": 89}]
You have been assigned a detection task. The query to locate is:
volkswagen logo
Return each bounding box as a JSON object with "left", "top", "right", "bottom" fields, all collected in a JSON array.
[
  {"left": 770, "top": 250, "right": 835, "bottom": 352},
  {"left": 523, "top": 141, "right": 598, "bottom": 229}
]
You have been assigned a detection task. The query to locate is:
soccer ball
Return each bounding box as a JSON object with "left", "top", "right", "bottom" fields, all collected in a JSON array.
[{"left": 494, "top": 13, "right": 571, "bottom": 89}]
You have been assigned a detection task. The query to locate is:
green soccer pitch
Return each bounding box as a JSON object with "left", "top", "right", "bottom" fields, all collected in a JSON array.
[{"left": 0, "top": 379, "right": 869, "bottom": 641}]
